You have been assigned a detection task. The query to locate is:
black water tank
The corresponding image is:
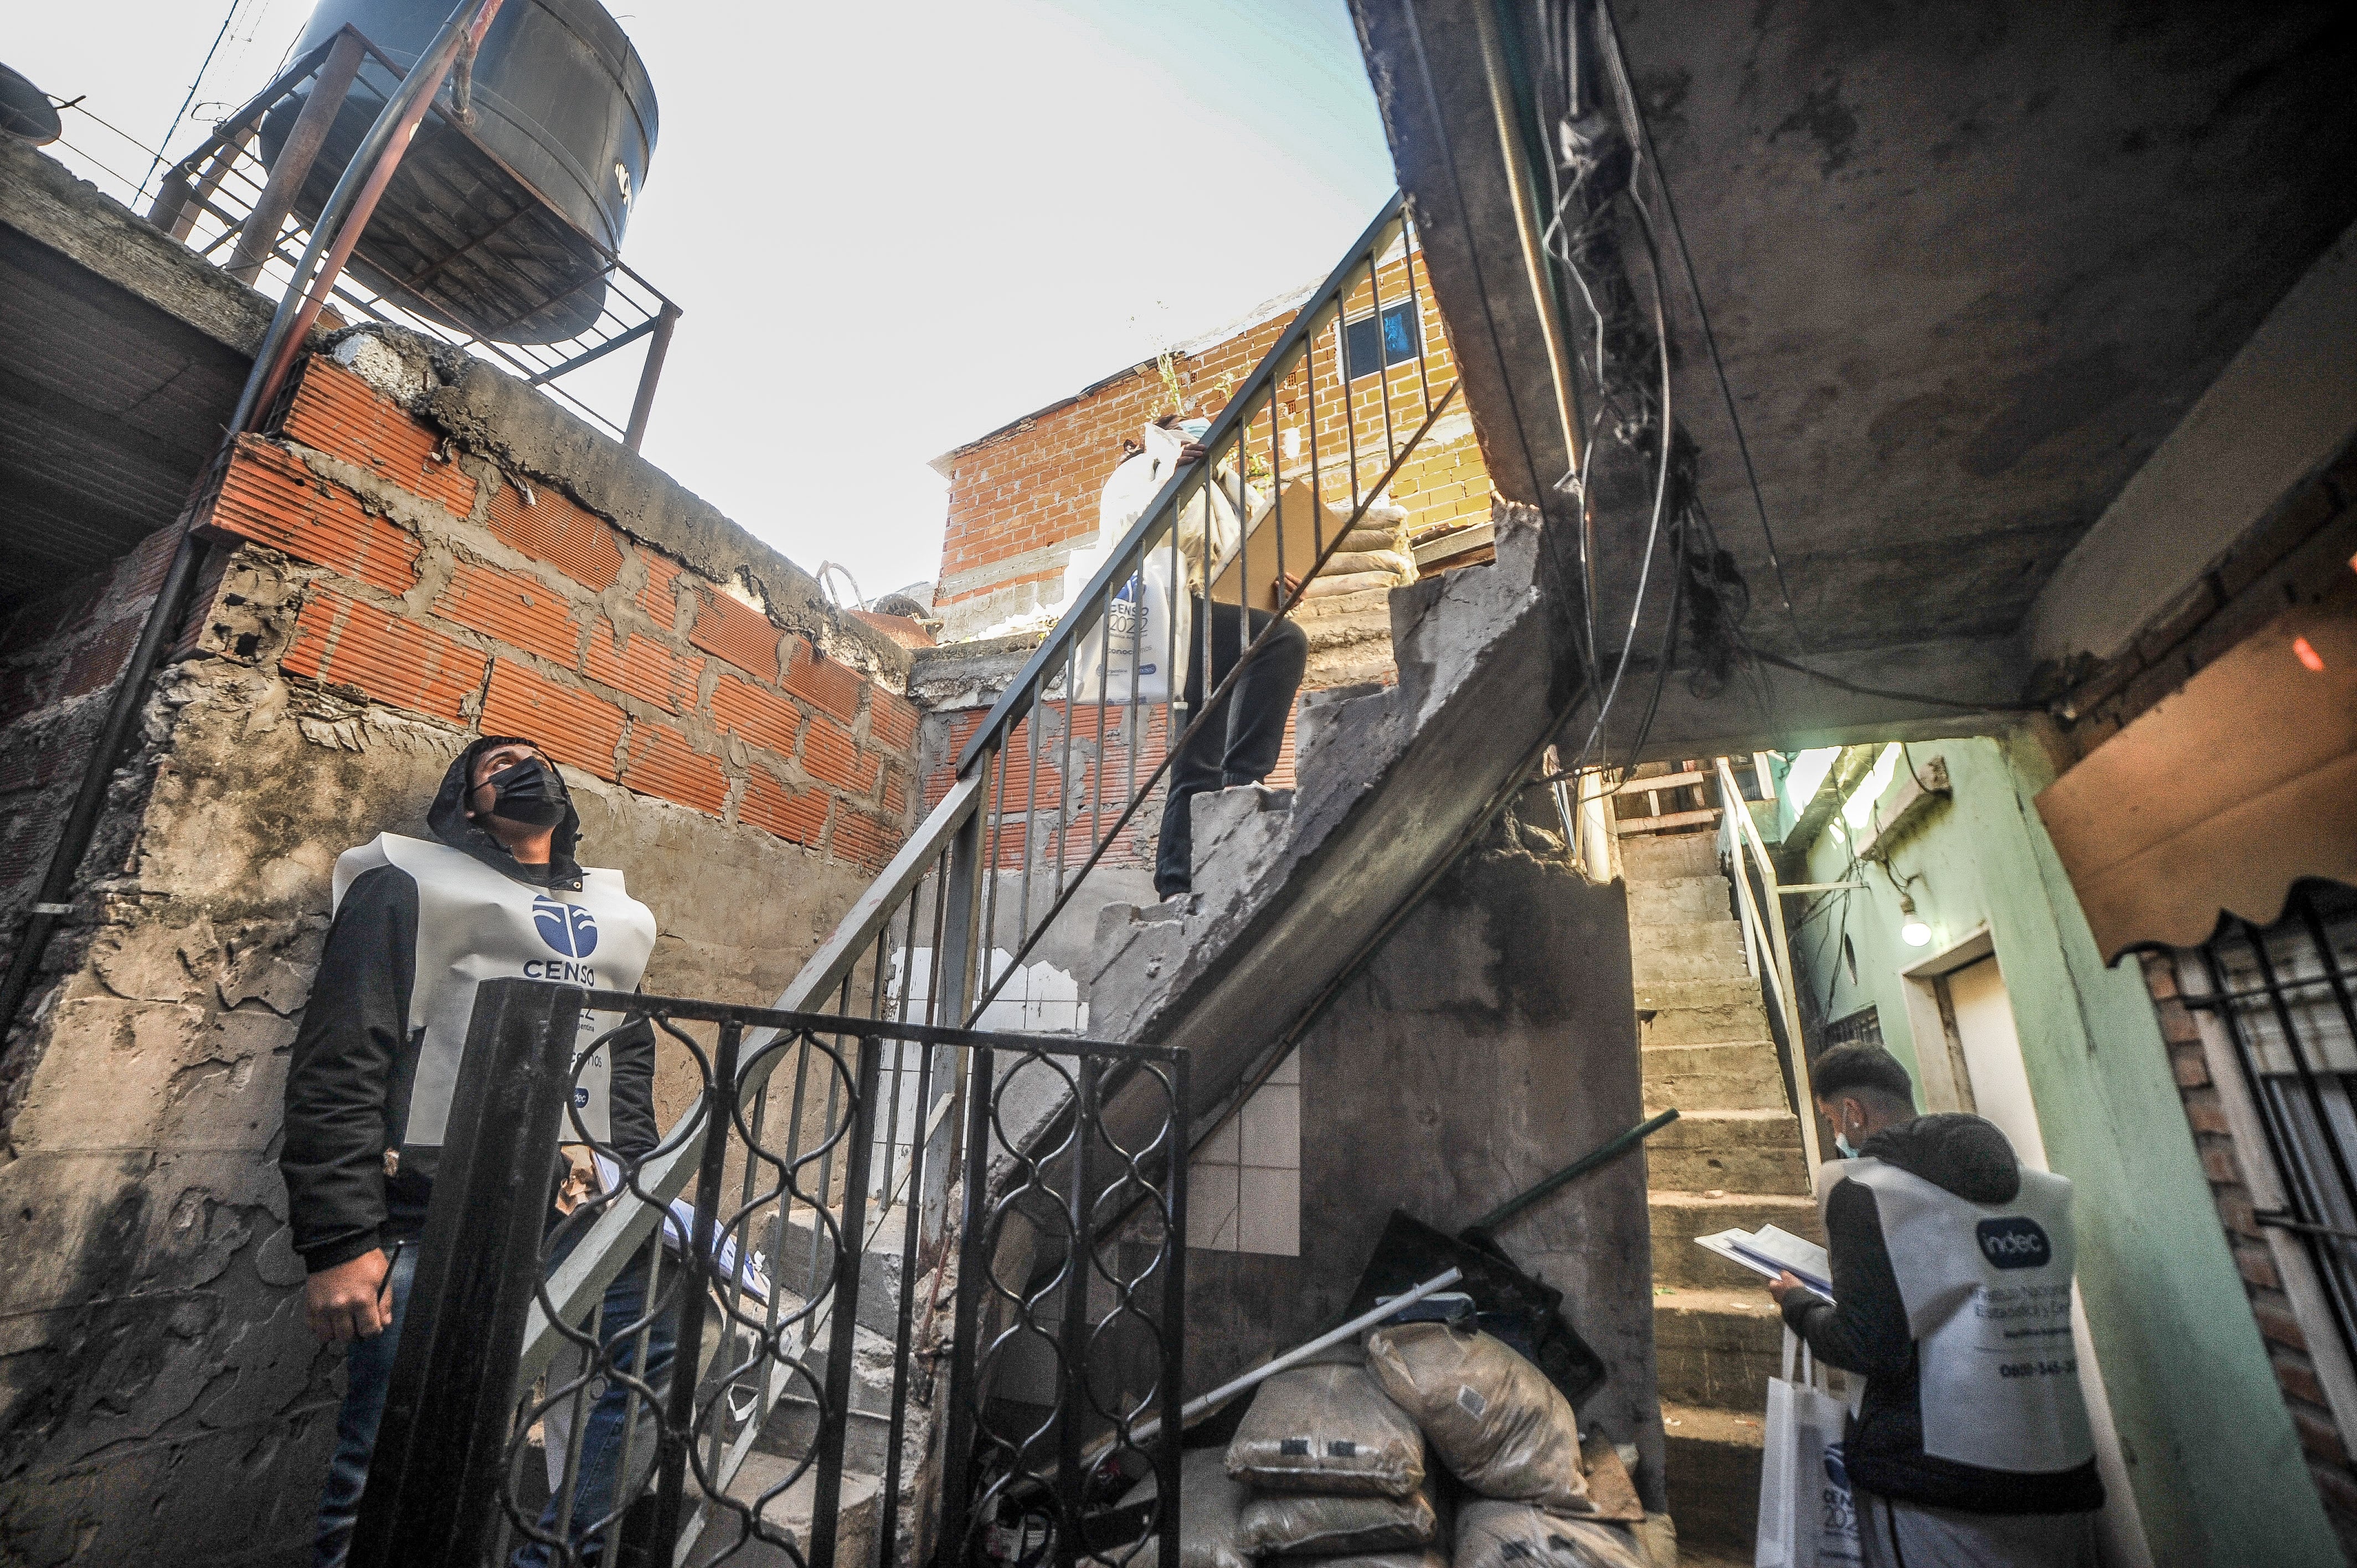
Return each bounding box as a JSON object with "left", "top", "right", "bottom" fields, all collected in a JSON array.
[{"left": 265, "top": 0, "right": 657, "bottom": 343}]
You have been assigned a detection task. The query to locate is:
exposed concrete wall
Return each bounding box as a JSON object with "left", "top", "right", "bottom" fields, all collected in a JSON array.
[
  {"left": 1176, "top": 844, "right": 1668, "bottom": 1508},
  {"left": 1786, "top": 733, "right": 2340, "bottom": 1568}
]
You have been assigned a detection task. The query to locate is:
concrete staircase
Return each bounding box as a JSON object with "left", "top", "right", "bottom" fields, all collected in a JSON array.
[{"left": 1624, "top": 829, "right": 1821, "bottom": 1556}]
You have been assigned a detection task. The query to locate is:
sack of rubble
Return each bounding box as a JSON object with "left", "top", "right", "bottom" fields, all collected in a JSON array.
[
  {"left": 1238, "top": 1471, "right": 1443, "bottom": 1556},
  {"left": 1277, "top": 1551, "right": 1447, "bottom": 1568},
  {"left": 1098, "top": 1448, "right": 1253, "bottom": 1568},
  {"left": 1304, "top": 498, "right": 1417, "bottom": 600},
  {"left": 1365, "top": 1321, "right": 1593, "bottom": 1512},
  {"left": 1454, "top": 1500, "right": 1649, "bottom": 1568},
  {"left": 1225, "top": 1359, "right": 1426, "bottom": 1496}
]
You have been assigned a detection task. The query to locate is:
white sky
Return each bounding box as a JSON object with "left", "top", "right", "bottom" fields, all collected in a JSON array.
[{"left": 15, "top": 1, "right": 1398, "bottom": 604}]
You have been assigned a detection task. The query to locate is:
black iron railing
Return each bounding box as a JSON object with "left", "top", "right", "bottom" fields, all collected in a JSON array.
[
  {"left": 2184, "top": 881, "right": 2357, "bottom": 1363},
  {"left": 353, "top": 978, "right": 1186, "bottom": 1568}
]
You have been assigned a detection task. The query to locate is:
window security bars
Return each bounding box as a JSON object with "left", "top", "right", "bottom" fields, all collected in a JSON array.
[
  {"left": 353, "top": 978, "right": 1186, "bottom": 1568},
  {"left": 2186, "top": 880, "right": 2357, "bottom": 1366},
  {"left": 50, "top": 25, "right": 680, "bottom": 446}
]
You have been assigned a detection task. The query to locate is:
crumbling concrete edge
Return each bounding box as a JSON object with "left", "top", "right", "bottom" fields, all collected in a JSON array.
[
  {"left": 0, "top": 138, "right": 281, "bottom": 358},
  {"left": 1086, "top": 498, "right": 1550, "bottom": 1048}
]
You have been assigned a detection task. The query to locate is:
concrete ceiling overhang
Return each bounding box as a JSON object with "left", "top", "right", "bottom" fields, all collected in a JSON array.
[
  {"left": 0, "top": 139, "right": 273, "bottom": 616},
  {"left": 1350, "top": 0, "right": 2357, "bottom": 756}
]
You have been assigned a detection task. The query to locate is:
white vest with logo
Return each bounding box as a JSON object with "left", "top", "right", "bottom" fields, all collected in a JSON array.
[
  {"left": 332, "top": 833, "right": 657, "bottom": 1151},
  {"left": 1838, "top": 1156, "right": 2095, "bottom": 1473}
]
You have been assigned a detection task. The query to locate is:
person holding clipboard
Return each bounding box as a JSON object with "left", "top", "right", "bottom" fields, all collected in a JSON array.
[{"left": 1768, "top": 1044, "right": 2103, "bottom": 1566}]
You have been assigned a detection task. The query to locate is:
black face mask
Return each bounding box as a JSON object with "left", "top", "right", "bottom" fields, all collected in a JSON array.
[{"left": 483, "top": 756, "right": 569, "bottom": 827}]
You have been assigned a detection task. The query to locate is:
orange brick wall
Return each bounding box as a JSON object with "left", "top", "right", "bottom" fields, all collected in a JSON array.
[
  {"left": 215, "top": 355, "right": 922, "bottom": 869},
  {"left": 934, "top": 248, "right": 1489, "bottom": 632}
]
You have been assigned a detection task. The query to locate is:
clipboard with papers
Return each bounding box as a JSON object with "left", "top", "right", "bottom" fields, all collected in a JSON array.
[{"left": 1694, "top": 1223, "right": 1834, "bottom": 1298}]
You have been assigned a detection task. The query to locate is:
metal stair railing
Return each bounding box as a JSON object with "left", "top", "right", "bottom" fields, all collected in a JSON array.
[
  {"left": 1716, "top": 755, "right": 1823, "bottom": 1185},
  {"left": 511, "top": 190, "right": 1465, "bottom": 1555},
  {"left": 949, "top": 189, "right": 1460, "bottom": 1025}
]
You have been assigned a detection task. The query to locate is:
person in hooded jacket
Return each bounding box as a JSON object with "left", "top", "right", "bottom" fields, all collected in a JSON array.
[
  {"left": 283, "top": 736, "right": 672, "bottom": 1567},
  {"left": 1769, "top": 1043, "right": 2103, "bottom": 1567}
]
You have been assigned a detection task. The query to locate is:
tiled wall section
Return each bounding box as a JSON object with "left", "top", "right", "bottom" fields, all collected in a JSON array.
[
  {"left": 933, "top": 247, "right": 1489, "bottom": 638},
  {"left": 1187, "top": 1048, "right": 1302, "bottom": 1256},
  {"left": 216, "top": 356, "right": 920, "bottom": 868}
]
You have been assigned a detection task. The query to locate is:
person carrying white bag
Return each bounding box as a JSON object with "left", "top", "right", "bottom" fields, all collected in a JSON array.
[
  {"left": 1062, "top": 409, "right": 1306, "bottom": 899},
  {"left": 1757, "top": 1326, "right": 1862, "bottom": 1568},
  {"left": 1767, "top": 1044, "right": 2102, "bottom": 1568}
]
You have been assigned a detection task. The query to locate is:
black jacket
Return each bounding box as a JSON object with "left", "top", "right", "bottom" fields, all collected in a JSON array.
[
  {"left": 1779, "top": 1113, "right": 2104, "bottom": 1514},
  {"left": 279, "top": 737, "right": 657, "bottom": 1272}
]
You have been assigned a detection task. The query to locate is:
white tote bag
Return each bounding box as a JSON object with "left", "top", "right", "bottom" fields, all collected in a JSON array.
[{"left": 1756, "top": 1328, "right": 1862, "bottom": 1568}]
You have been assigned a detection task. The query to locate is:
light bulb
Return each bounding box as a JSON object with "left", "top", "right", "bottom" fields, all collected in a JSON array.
[{"left": 1898, "top": 893, "right": 1931, "bottom": 947}]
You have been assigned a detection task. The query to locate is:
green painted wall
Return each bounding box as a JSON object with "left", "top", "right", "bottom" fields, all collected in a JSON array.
[{"left": 1787, "top": 732, "right": 2337, "bottom": 1568}]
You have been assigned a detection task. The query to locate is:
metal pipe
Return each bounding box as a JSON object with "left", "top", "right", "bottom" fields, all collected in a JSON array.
[
  {"left": 1091, "top": 1265, "right": 1464, "bottom": 1461},
  {"left": 624, "top": 301, "right": 682, "bottom": 451},
  {"left": 228, "top": 28, "right": 367, "bottom": 283},
  {"left": 1465, "top": 1109, "right": 1680, "bottom": 1235},
  {"left": 1471, "top": 0, "right": 1583, "bottom": 483},
  {"left": 0, "top": 0, "right": 507, "bottom": 1050}
]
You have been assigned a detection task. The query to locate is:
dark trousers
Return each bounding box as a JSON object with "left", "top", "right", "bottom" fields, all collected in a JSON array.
[
  {"left": 311, "top": 1232, "right": 677, "bottom": 1568},
  {"left": 1155, "top": 599, "right": 1308, "bottom": 896}
]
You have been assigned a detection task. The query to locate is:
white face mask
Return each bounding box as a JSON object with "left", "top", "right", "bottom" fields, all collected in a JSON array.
[{"left": 1835, "top": 1133, "right": 1860, "bottom": 1159}]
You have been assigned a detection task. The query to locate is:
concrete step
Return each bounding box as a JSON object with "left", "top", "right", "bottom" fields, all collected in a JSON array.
[
  {"left": 1621, "top": 831, "right": 1722, "bottom": 881},
  {"left": 1633, "top": 977, "right": 1770, "bottom": 1015},
  {"left": 1647, "top": 1110, "right": 1812, "bottom": 1194},
  {"left": 1640, "top": 997, "right": 1776, "bottom": 1048},
  {"left": 1661, "top": 1401, "right": 1764, "bottom": 1554},
  {"left": 1651, "top": 1288, "right": 1784, "bottom": 1411},
  {"left": 771, "top": 1203, "right": 913, "bottom": 1339},
  {"left": 682, "top": 1453, "right": 881, "bottom": 1567},
  {"left": 1629, "top": 919, "right": 1746, "bottom": 962},
  {"left": 1642, "top": 1041, "right": 1789, "bottom": 1113},
  {"left": 1626, "top": 874, "right": 1736, "bottom": 927},
  {"left": 1632, "top": 942, "right": 1756, "bottom": 986},
  {"left": 1649, "top": 1191, "right": 1823, "bottom": 1290}
]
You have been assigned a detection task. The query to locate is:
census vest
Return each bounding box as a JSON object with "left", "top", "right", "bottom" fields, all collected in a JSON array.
[
  {"left": 1837, "top": 1157, "right": 2094, "bottom": 1474},
  {"left": 332, "top": 833, "right": 657, "bottom": 1152}
]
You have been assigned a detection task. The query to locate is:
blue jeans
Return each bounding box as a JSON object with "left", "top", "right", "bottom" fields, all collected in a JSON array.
[{"left": 311, "top": 1237, "right": 679, "bottom": 1568}]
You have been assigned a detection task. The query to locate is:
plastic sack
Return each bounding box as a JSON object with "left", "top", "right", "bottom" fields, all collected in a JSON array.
[
  {"left": 1099, "top": 1448, "right": 1252, "bottom": 1568},
  {"left": 1302, "top": 570, "right": 1401, "bottom": 601},
  {"left": 1225, "top": 1361, "right": 1426, "bottom": 1497},
  {"left": 1239, "top": 1474, "right": 1441, "bottom": 1556},
  {"left": 1756, "top": 1329, "right": 1861, "bottom": 1568},
  {"left": 1455, "top": 1501, "right": 1649, "bottom": 1568},
  {"left": 1365, "top": 1321, "right": 1592, "bottom": 1511}
]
